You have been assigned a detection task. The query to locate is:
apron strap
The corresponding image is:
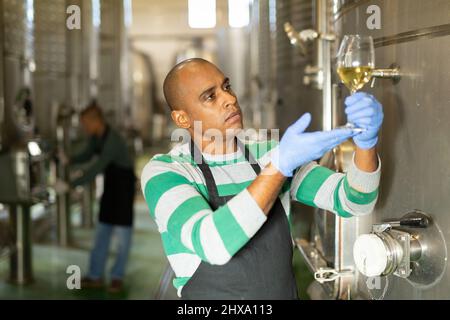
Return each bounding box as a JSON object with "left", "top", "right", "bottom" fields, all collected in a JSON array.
[
  {"left": 190, "top": 140, "right": 221, "bottom": 206},
  {"left": 236, "top": 139, "right": 261, "bottom": 175},
  {"left": 190, "top": 138, "right": 261, "bottom": 206}
]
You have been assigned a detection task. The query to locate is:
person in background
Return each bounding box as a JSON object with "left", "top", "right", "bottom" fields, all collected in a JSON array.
[{"left": 58, "top": 102, "right": 136, "bottom": 293}]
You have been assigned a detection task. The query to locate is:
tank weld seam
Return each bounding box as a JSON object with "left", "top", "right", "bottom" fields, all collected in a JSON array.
[{"left": 373, "top": 24, "right": 450, "bottom": 48}]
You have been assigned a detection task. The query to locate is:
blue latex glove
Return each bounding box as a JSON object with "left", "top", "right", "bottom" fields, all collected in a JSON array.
[
  {"left": 345, "top": 92, "right": 384, "bottom": 150},
  {"left": 271, "top": 113, "right": 356, "bottom": 177}
]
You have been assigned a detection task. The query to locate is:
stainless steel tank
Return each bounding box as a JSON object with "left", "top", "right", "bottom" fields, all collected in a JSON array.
[
  {"left": 1, "top": 0, "right": 35, "bottom": 148},
  {"left": 247, "top": 0, "right": 277, "bottom": 129},
  {"left": 64, "top": 0, "right": 101, "bottom": 232},
  {"left": 98, "top": 0, "right": 132, "bottom": 128},
  {"left": 0, "top": 0, "right": 37, "bottom": 285},
  {"left": 333, "top": 0, "right": 450, "bottom": 300},
  {"left": 279, "top": 0, "right": 450, "bottom": 299},
  {"left": 67, "top": 0, "right": 100, "bottom": 112},
  {"left": 275, "top": 0, "right": 324, "bottom": 132},
  {"left": 34, "top": 0, "right": 99, "bottom": 132},
  {"left": 33, "top": 0, "right": 68, "bottom": 141},
  {"left": 0, "top": 0, "right": 4, "bottom": 151},
  {"left": 32, "top": 0, "right": 74, "bottom": 247},
  {"left": 131, "top": 50, "right": 155, "bottom": 146}
]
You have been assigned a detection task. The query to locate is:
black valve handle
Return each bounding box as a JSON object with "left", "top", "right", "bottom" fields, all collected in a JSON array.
[{"left": 399, "top": 216, "right": 429, "bottom": 228}]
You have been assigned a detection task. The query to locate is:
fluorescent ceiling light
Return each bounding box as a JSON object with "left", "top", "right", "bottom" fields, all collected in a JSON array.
[
  {"left": 228, "top": 0, "right": 250, "bottom": 28},
  {"left": 188, "top": 0, "right": 216, "bottom": 29},
  {"left": 92, "top": 0, "right": 101, "bottom": 27},
  {"left": 124, "top": 0, "right": 133, "bottom": 27}
]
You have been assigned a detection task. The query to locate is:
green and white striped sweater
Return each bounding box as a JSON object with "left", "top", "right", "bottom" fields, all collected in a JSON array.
[{"left": 140, "top": 139, "right": 380, "bottom": 297}]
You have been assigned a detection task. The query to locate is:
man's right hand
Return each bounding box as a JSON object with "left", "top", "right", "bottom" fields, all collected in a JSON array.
[{"left": 271, "top": 113, "right": 356, "bottom": 177}]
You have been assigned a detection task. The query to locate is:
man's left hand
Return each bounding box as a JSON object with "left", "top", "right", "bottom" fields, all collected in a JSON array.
[{"left": 345, "top": 92, "right": 384, "bottom": 150}]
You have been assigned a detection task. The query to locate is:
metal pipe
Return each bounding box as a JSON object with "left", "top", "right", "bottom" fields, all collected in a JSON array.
[
  {"left": 317, "top": 0, "right": 332, "bottom": 131},
  {"left": 56, "top": 124, "right": 72, "bottom": 246},
  {"left": 372, "top": 67, "right": 401, "bottom": 81},
  {"left": 56, "top": 191, "right": 71, "bottom": 247},
  {"left": 9, "top": 205, "right": 33, "bottom": 284}
]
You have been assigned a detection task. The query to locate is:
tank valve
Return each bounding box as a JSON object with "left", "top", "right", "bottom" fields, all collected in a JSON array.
[
  {"left": 354, "top": 210, "right": 448, "bottom": 288},
  {"left": 353, "top": 212, "right": 428, "bottom": 278},
  {"left": 283, "top": 22, "right": 336, "bottom": 56}
]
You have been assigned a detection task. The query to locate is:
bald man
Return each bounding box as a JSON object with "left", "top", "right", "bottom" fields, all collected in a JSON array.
[{"left": 141, "top": 58, "right": 383, "bottom": 299}]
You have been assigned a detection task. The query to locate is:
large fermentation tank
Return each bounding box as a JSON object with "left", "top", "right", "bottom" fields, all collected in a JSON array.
[
  {"left": 0, "top": 0, "right": 103, "bottom": 278},
  {"left": 275, "top": 0, "right": 324, "bottom": 132},
  {"left": 33, "top": 0, "right": 73, "bottom": 247},
  {"left": 98, "top": 0, "right": 132, "bottom": 128},
  {"left": 247, "top": 0, "right": 277, "bottom": 129},
  {"left": 0, "top": 0, "right": 4, "bottom": 151},
  {"left": 0, "top": 0, "right": 40, "bottom": 284},
  {"left": 334, "top": 0, "right": 450, "bottom": 300},
  {"left": 68, "top": 0, "right": 100, "bottom": 112},
  {"left": 281, "top": 0, "right": 450, "bottom": 299},
  {"left": 33, "top": 0, "right": 68, "bottom": 141},
  {"left": 131, "top": 50, "right": 155, "bottom": 146},
  {"left": 0, "top": 0, "right": 35, "bottom": 148},
  {"left": 63, "top": 0, "right": 101, "bottom": 231}
]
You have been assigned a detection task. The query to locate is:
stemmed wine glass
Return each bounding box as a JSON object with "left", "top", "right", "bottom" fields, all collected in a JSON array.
[{"left": 336, "top": 35, "right": 375, "bottom": 132}]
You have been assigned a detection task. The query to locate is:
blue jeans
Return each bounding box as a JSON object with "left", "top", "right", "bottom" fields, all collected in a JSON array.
[{"left": 88, "top": 222, "right": 133, "bottom": 280}]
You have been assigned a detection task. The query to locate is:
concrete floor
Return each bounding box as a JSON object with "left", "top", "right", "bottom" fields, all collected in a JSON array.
[
  {"left": 0, "top": 199, "right": 179, "bottom": 299},
  {"left": 0, "top": 201, "right": 314, "bottom": 300}
]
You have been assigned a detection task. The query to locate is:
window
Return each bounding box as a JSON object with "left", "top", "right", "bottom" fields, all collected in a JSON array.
[
  {"left": 188, "top": 0, "right": 216, "bottom": 29},
  {"left": 26, "top": 0, "right": 34, "bottom": 23},
  {"left": 228, "top": 0, "right": 250, "bottom": 28},
  {"left": 92, "top": 0, "right": 101, "bottom": 27},
  {"left": 123, "top": 0, "right": 133, "bottom": 28}
]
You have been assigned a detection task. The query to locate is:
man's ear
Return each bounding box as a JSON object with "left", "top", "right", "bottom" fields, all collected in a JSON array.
[{"left": 171, "top": 110, "right": 191, "bottom": 129}]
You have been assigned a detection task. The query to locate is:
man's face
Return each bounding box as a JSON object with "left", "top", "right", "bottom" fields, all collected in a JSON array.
[
  {"left": 175, "top": 62, "right": 243, "bottom": 137},
  {"left": 80, "top": 115, "right": 98, "bottom": 136}
]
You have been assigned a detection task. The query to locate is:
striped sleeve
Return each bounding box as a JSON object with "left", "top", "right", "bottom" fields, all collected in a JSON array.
[
  {"left": 290, "top": 153, "right": 381, "bottom": 217},
  {"left": 141, "top": 159, "right": 267, "bottom": 265}
]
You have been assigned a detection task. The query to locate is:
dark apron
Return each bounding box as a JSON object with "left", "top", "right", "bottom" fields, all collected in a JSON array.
[
  {"left": 182, "top": 140, "right": 298, "bottom": 300},
  {"left": 99, "top": 163, "right": 136, "bottom": 227},
  {"left": 96, "top": 127, "right": 136, "bottom": 227}
]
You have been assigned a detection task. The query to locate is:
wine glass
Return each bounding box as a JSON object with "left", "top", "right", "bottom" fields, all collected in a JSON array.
[{"left": 336, "top": 35, "right": 375, "bottom": 132}]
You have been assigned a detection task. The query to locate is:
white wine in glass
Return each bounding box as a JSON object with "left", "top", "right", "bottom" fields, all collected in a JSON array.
[
  {"left": 337, "top": 66, "right": 374, "bottom": 94},
  {"left": 336, "top": 35, "right": 375, "bottom": 131}
]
